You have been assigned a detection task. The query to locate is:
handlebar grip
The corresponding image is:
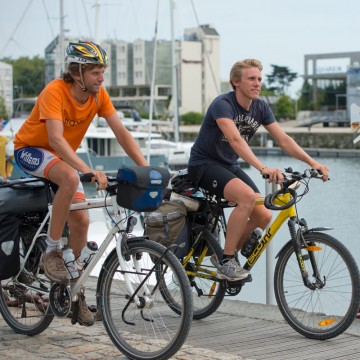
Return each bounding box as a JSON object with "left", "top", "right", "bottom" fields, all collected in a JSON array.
[{"left": 80, "top": 173, "right": 95, "bottom": 183}]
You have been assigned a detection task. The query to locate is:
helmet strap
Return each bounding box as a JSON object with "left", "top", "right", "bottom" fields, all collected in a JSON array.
[{"left": 78, "top": 64, "right": 88, "bottom": 92}]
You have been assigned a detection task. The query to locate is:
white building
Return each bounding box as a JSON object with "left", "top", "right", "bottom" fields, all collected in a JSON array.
[
  {"left": 0, "top": 61, "right": 13, "bottom": 117},
  {"left": 45, "top": 24, "right": 221, "bottom": 116}
]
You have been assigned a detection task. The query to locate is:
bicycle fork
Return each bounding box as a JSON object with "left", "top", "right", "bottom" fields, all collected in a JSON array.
[{"left": 288, "top": 217, "right": 325, "bottom": 290}]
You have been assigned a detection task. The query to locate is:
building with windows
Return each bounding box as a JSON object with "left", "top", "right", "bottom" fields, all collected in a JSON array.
[
  {"left": 303, "top": 51, "right": 360, "bottom": 122},
  {"left": 44, "top": 24, "right": 220, "bottom": 116},
  {"left": 0, "top": 61, "right": 13, "bottom": 117}
]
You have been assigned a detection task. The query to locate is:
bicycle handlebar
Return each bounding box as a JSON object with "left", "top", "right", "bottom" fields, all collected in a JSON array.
[{"left": 262, "top": 167, "right": 325, "bottom": 185}]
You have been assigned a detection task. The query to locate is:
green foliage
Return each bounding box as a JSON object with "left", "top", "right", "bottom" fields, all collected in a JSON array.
[
  {"left": 180, "top": 111, "right": 203, "bottom": 125},
  {"left": 0, "top": 95, "right": 8, "bottom": 119},
  {"left": 1, "top": 56, "right": 45, "bottom": 97},
  {"left": 297, "top": 81, "right": 311, "bottom": 111},
  {"left": 274, "top": 95, "right": 295, "bottom": 120},
  {"left": 266, "top": 65, "right": 297, "bottom": 95},
  {"left": 298, "top": 80, "right": 346, "bottom": 111}
]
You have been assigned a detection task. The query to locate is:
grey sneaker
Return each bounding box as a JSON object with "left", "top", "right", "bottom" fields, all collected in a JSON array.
[
  {"left": 216, "top": 258, "right": 250, "bottom": 281},
  {"left": 210, "top": 253, "right": 240, "bottom": 268},
  {"left": 40, "top": 249, "right": 68, "bottom": 284}
]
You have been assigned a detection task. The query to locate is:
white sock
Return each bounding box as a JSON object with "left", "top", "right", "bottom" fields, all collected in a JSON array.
[{"left": 46, "top": 236, "right": 62, "bottom": 253}]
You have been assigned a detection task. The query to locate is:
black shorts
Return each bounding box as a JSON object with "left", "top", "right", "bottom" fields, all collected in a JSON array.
[{"left": 188, "top": 163, "right": 260, "bottom": 198}]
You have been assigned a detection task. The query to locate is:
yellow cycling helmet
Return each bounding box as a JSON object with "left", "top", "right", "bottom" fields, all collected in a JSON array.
[{"left": 65, "top": 41, "right": 108, "bottom": 66}]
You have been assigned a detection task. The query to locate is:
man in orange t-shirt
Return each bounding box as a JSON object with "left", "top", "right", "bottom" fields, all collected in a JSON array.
[{"left": 14, "top": 41, "right": 148, "bottom": 326}]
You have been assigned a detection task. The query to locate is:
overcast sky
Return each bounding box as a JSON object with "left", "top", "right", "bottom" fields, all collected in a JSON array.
[{"left": 0, "top": 0, "right": 359, "bottom": 97}]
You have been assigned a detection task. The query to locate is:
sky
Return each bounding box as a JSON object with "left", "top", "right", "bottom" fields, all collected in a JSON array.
[{"left": 0, "top": 0, "right": 359, "bottom": 97}]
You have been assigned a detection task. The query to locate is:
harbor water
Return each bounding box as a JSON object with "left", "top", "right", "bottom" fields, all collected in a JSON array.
[{"left": 85, "top": 154, "right": 360, "bottom": 306}]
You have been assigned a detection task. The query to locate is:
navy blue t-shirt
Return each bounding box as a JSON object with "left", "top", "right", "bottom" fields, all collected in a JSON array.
[{"left": 189, "top": 91, "right": 276, "bottom": 166}]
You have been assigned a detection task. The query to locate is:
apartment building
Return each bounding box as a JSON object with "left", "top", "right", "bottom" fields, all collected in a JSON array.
[{"left": 44, "top": 24, "right": 220, "bottom": 116}]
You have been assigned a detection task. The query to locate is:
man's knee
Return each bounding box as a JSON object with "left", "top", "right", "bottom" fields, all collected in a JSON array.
[{"left": 69, "top": 211, "right": 89, "bottom": 231}]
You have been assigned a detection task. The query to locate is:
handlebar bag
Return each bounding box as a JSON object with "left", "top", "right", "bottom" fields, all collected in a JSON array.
[
  {"left": 144, "top": 199, "right": 189, "bottom": 259},
  {"left": 0, "top": 214, "right": 20, "bottom": 280},
  {"left": 116, "top": 166, "right": 170, "bottom": 212}
]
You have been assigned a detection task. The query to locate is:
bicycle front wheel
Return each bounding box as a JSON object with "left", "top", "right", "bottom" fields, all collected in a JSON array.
[
  {"left": 97, "top": 238, "right": 193, "bottom": 360},
  {"left": 275, "top": 231, "right": 360, "bottom": 340},
  {"left": 0, "top": 226, "right": 54, "bottom": 335}
]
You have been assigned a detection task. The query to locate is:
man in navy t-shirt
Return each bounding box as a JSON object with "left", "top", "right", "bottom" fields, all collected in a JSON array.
[{"left": 188, "top": 58, "right": 329, "bottom": 282}]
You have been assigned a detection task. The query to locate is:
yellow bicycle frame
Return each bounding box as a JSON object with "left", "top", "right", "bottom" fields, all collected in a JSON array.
[{"left": 245, "top": 191, "right": 297, "bottom": 269}]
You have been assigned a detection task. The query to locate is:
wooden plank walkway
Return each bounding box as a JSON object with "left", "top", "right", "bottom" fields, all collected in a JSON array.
[{"left": 1, "top": 277, "right": 360, "bottom": 360}]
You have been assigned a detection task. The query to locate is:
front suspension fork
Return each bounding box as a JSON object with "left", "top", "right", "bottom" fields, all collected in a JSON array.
[{"left": 288, "top": 217, "right": 324, "bottom": 290}]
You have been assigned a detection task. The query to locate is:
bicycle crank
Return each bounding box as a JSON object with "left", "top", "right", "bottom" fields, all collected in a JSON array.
[{"left": 49, "top": 283, "right": 72, "bottom": 317}]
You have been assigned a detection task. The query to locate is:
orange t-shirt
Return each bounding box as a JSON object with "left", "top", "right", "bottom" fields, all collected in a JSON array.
[{"left": 14, "top": 79, "right": 116, "bottom": 156}]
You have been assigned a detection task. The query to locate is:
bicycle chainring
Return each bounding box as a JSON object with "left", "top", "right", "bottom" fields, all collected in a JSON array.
[
  {"left": 225, "top": 274, "right": 253, "bottom": 296},
  {"left": 49, "top": 283, "right": 72, "bottom": 317}
]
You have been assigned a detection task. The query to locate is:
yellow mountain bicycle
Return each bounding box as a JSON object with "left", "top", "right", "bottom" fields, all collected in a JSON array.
[{"left": 162, "top": 167, "right": 360, "bottom": 340}]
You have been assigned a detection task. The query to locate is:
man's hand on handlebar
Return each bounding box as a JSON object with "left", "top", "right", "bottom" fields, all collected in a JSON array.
[
  {"left": 81, "top": 170, "right": 108, "bottom": 190},
  {"left": 261, "top": 167, "right": 284, "bottom": 184},
  {"left": 310, "top": 163, "right": 329, "bottom": 182}
]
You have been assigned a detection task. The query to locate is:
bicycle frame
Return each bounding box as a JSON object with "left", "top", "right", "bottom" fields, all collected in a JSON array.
[
  {"left": 18, "top": 190, "right": 152, "bottom": 306},
  {"left": 244, "top": 191, "right": 296, "bottom": 270},
  {"left": 181, "top": 191, "right": 297, "bottom": 281}
]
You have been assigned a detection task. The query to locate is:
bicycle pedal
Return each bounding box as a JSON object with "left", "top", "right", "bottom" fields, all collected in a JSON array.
[
  {"left": 243, "top": 274, "right": 252, "bottom": 283},
  {"left": 226, "top": 274, "right": 253, "bottom": 287}
]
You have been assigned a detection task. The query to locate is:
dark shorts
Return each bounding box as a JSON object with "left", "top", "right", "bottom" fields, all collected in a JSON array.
[{"left": 188, "top": 163, "right": 260, "bottom": 198}]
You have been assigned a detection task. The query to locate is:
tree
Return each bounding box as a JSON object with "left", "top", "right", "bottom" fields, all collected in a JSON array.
[
  {"left": 274, "top": 95, "right": 295, "bottom": 120},
  {"left": 1, "top": 56, "right": 45, "bottom": 98},
  {"left": 266, "top": 65, "right": 297, "bottom": 95},
  {"left": 0, "top": 95, "right": 8, "bottom": 119},
  {"left": 180, "top": 111, "right": 203, "bottom": 125}
]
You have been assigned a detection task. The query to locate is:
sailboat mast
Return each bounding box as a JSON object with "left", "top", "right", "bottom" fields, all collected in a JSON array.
[
  {"left": 59, "top": 0, "right": 65, "bottom": 75},
  {"left": 170, "top": 0, "right": 179, "bottom": 143}
]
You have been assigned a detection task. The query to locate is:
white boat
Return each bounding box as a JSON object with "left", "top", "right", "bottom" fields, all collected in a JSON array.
[{"left": 88, "top": 107, "right": 194, "bottom": 172}]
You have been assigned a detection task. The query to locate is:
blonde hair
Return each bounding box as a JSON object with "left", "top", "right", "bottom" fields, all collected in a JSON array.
[{"left": 229, "top": 59, "right": 263, "bottom": 90}]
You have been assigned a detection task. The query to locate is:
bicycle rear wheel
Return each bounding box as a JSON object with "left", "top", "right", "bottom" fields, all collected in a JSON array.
[
  {"left": 97, "top": 238, "right": 193, "bottom": 360},
  {"left": 0, "top": 226, "right": 54, "bottom": 335},
  {"left": 157, "top": 228, "right": 226, "bottom": 320},
  {"left": 275, "top": 231, "right": 360, "bottom": 340}
]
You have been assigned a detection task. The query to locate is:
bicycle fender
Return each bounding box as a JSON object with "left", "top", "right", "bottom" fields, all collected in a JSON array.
[
  {"left": 275, "top": 240, "right": 292, "bottom": 259},
  {"left": 275, "top": 228, "right": 334, "bottom": 258},
  {"left": 304, "top": 227, "right": 333, "bottom": 233}
]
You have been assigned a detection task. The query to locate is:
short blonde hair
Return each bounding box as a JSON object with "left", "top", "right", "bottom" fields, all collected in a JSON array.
[{"left": 229, "top": 59, "right": 263, "bottom": 90}]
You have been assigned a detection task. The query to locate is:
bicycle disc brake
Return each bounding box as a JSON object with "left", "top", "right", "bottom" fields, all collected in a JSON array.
[{"left": 49, "top": 283, "right": 72, "bottom": 317}]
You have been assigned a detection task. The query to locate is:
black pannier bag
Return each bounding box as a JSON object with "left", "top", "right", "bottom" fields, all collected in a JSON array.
[
  {"left": 116, "top": 166, "right": 170, "bottom": 212},
  {"left": 0, "top": 178, "right": 49, "bottom": 215},
  {"left": 0, "top": 214, "right": 21, "bottom": 280},
  {"left": 144, "top": 200, "right": 189, "bottom": 259}
]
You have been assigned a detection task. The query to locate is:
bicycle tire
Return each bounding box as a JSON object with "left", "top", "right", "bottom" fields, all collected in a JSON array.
[
  {"left": 274, "top": 231, "right": 360, "bottom": 340},
  {"left": 157, "top": 228, "right": 226, "bottom": 320},
  {"left": 97, "top": 238, "right": 193, "bottom": 360},
  {"left": 0, "top": 226, "right": 54, "bottom": 335}
]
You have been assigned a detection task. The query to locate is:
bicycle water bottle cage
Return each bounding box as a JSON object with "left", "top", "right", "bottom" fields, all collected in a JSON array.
[{"left": 264, "top": 187, "right": 297, "bottom": 211}]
